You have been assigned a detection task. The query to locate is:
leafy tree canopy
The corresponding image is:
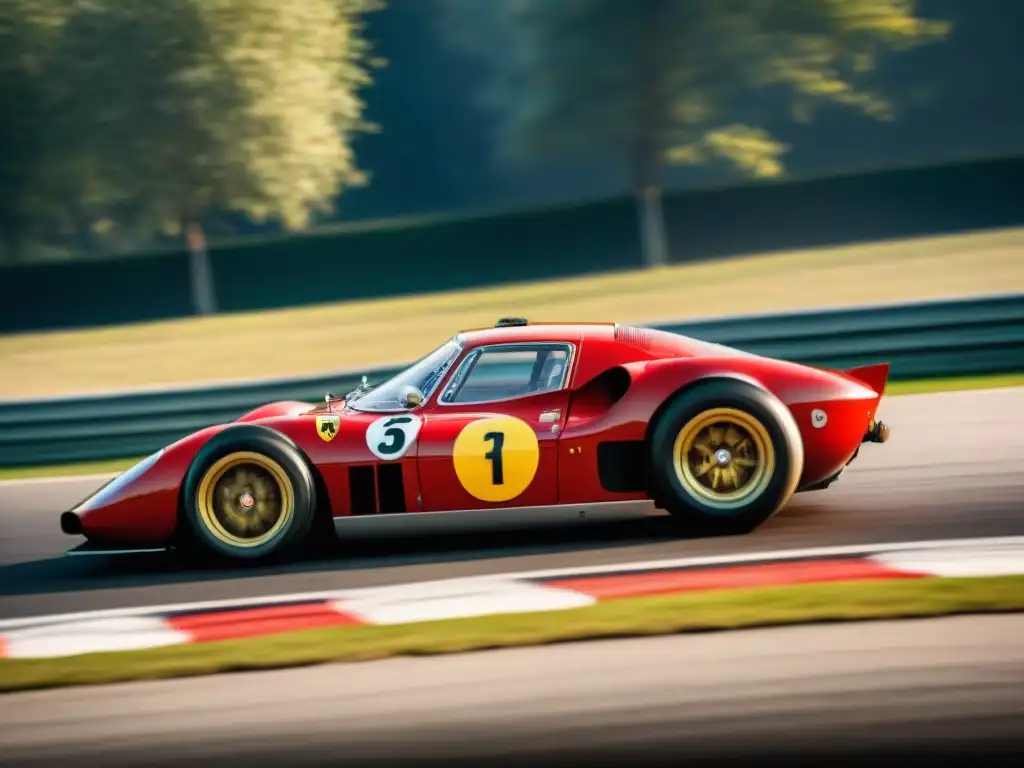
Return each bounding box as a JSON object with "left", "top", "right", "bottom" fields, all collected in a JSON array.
[
  {"left": 1, "top": 0, "right": 384, "bottom": 260},
  {"left": 441, "top": 0, "right": 950, "bottom": 187}
]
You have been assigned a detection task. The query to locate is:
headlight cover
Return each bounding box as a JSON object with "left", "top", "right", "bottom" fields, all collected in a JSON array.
[{"left": 71, "top": 448, "right": 165, "bottom": 513}]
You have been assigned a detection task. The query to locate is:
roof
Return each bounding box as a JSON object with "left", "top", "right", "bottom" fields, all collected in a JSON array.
[{"left": 455, "top": 322, "right": 617, "bottom": 348}]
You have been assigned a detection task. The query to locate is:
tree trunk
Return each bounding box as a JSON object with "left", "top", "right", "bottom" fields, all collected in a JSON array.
[
  {"left": 635, "top": 183, "right": 669, "bottom": 268},
  {"left": 630, "top": 133, "right": 670, "bottom": 268},
  {"left": 185, "top": 220, "right": 216, "bottom": 316},
  {"left": 629, "top": 0, "right": 673, "bottom": 270}
]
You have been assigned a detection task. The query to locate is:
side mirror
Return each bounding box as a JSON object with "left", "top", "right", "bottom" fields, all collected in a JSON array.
[{"left": 398, "top": 385, "right": 424, "bottom": 408}]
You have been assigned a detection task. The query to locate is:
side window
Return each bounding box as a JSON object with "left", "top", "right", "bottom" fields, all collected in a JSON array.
[{"left": 441, "top": 345, "right": 570, "bottom": 404}]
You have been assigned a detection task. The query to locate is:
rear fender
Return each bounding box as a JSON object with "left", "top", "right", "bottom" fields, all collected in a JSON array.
[
  {"left": 836, "top": 363, "right": 890, "bottom": 396},
  {"left": 634, "top": 356, "right": 886, "bottom": 490},
  {"left": 557, "top": 359, "right": 764, "bottom": 461},
  {"left": 638, "top": 367, "right": 770, "bottom": 447}
]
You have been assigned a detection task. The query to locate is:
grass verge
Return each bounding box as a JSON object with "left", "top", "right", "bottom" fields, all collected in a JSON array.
[
  {"left": 883, "top": 371, "right": 1024, "bottom": 395},
  {"left": 1, "top": 227, "right": 1021, "bottom": 399},
  {"left": 1, "top": 371, "right": 1021, "bottom": 481},
  {"left": 0, "top": 457, "right": 142, "bottom": 480},
  {"left": 2, "top": 575, "right": 1023, "bottom": 693}
]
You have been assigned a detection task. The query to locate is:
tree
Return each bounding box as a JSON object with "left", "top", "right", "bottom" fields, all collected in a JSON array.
[
  {"left": 38, "top": 0, "right": 384, "bottom": 312},
  {"left": 439, "top": 0, "right": 950, "bottom": 266},
  {"left": 0, "top": 1, "right": 67, "bottom": 262}
]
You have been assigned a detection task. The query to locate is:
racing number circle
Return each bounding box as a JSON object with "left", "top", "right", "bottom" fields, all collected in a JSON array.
[{"left": 452, "top": 416, "right": 539, "bottom": 503}]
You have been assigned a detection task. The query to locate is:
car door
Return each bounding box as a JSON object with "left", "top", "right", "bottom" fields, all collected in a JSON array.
[{"left": 416, "top": 342, "right": 575, "bottom": 512}]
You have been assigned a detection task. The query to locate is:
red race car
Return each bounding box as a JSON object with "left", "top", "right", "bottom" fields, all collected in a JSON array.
[{"left": 61, "top": 318, "right": 890, "bottom": 564}]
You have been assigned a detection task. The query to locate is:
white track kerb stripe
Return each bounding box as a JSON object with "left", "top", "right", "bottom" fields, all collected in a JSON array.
[
  {"left": 330, "top": 579, "right": 595, "bottom": 626},
  {"left": 1, "top": 537, "right": 1023, "bottom": 659},
  {"left": 1, "top": 617, "right": 191, "bottom": 659},
  {"left": 0, "top": 536, "right": 1022, "bottom": 633}
]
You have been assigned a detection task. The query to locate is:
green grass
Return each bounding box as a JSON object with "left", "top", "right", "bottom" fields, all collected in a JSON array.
[
  {"left": 1, "top": 227, "right": 1021, "bottom": 399},
  {"left": 883, "top": 372, "right": 1024, "bottom": 395},
  {"left": 0, "top": 456, "right": 141, "bottom": 480},
  {"left": 1, "top": 575, "right": 1022, "bottom": 693},
  {"left": 1, "top": 371, "right": 1021, "bottom": 480}
]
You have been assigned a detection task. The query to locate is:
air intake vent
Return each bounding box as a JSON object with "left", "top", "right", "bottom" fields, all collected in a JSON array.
[
  {"left": 377, "top": 463, "right": 407, "bottom": 514},
  {"left": 495, "top": 317, "right": 528, "bottom": 327},
  {"left": 347, "top": 463, "right": 408, "bottom": 515},
  {"left": 614, "top": 324, "right": 655, "bottom": 350},
  {"left": 348, "top": 466, "right": 377, "bottom": 516}
]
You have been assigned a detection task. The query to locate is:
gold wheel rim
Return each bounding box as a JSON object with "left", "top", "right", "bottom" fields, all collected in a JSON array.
[
  {"left": 672, "top": 407, "right": 775, "bottom": 511},
  {"left": 196, "top": 451, "right": 294, "bottom": 548}
]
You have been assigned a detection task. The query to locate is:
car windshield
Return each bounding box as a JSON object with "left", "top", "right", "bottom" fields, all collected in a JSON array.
[{"left": 347, "top": 339, "right": 462, "bottom": 412}]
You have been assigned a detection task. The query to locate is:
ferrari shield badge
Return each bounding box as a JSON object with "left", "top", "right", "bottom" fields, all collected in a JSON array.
[{"left": 316, "top": 414, "right": 341, "bottom": 442}]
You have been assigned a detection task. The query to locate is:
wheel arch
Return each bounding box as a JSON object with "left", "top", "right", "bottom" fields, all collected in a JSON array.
[
  {"left": 174, "top": 422, "right": 333, "bottom": 546},
  {"left": 642, "top": 371, "right": 772, "bottom": 449},
  {"left": 640, "top": 371, "right": 806, "bottom": 502}
]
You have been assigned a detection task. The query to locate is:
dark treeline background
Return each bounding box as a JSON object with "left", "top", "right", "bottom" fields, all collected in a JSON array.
[
  {"left": 3, "top": 0, "right": 1022, "bottom": 257},
  {"left": 2, "top": 153, "right": 1020, "bottom": 332},
  {"left": 1, "top": 0, "right": 1022, "bottom": 332},
  {"left": 342, "top": 0, "right": 1023, "bottom": 222}
]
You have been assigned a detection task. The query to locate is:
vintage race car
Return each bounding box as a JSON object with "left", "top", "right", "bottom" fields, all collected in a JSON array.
[{"left": 61, "top": 318, "right": 890, "bottom": 563}]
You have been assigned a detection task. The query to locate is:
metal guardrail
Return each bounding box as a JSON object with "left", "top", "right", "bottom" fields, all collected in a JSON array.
[{"left": 2, "top": 293, "right": 1022, "bottom": 467}]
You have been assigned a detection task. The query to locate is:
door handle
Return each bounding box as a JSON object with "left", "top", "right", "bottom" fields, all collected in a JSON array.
[{"left": 539, "top": 409, "right": 561, "bottom": 435}]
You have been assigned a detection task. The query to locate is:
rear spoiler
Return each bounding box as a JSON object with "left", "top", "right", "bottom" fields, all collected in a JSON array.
[{"left": 841, "top": 363, "right": 890, "bottom": 396}]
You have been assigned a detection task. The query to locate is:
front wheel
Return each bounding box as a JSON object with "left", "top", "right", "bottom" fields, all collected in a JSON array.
[
  {"left": 648, "top": 379, "right": 804, "bottom": 533},
  {"left": 180, "top": 425, "right": 317, "bottom": 564}
]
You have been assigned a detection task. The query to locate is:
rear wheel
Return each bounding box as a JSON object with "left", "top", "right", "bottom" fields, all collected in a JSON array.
[
  {"left": 648, "top": 379, "right": 803, "bottom": 533},
  {"left": 180, "top": 425, "right": 316, "bottom": 564}
]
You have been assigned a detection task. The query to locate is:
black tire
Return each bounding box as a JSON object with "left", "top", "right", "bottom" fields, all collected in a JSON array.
[
  {"left": 647, "top": 378, "right": 804, "bottom": 533},
  {"left": 179, "top": 424, "right": 317, "bottom": 564}
]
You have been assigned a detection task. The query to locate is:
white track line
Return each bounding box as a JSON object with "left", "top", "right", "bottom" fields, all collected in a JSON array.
[
  {"left": 1, "top": 535, "right": 1021, "bottom": 631},
  {"left": 478, "top": 535, "right": 1024, "bottom": 581}
]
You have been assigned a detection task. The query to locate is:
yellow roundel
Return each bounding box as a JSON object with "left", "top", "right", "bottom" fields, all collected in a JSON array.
[{"left": 452, "top": 416, "right": 540, "bottom": 503}]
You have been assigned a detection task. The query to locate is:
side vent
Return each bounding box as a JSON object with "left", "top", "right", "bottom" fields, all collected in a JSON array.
[
  {"left": 348, "top": 463, "right": 408, "bottom": 515},
  {"left": 596, "top": 440, "right": 646, "bottom": 492},
  {"left": 348, "top": 465, "right": 377, "bottom": 516},
  {"left": 377, "top": 463, "right": 407, "bottom": 514}
]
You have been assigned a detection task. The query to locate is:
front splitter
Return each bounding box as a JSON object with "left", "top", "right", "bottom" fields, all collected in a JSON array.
[{"left": 64, "top": 540, "right": 172, "bottom": 557}]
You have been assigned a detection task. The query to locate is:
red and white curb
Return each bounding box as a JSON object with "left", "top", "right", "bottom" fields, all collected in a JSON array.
[{"left": 1, "top": 536, "right": 1022, "bottom": 660}]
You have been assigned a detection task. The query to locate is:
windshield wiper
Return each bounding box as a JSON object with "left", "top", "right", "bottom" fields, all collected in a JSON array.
[{"left": 343, "top": 375, "right": 375, "bottom": 401}]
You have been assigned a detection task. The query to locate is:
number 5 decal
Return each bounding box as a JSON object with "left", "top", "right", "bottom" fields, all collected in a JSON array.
[
  {"left": 366, "top": 414, "right": 423, "bottom": 460},
  {"left": 453, "top": 416, "right": 538, "bottom": 502}
]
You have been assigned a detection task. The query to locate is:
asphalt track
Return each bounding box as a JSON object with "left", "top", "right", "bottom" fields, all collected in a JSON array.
[
  {"left": 1, "top": 614, "right": 1022, "bottom": 766},
  {"left": 0, "top": 387, "right": 1021, "bottom": 620}
]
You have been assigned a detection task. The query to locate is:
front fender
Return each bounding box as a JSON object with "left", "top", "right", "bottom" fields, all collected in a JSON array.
[
  {"left": 236, "top": 400, "right": 314, "bottom": 422},
  {"left": 65, "top": 424, "right": 232, "bottom": 546}
]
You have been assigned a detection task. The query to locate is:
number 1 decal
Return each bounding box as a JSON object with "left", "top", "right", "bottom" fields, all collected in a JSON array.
[
  {"left": 483, "top": 431, "right": 505, "bottom": 485},
  {"left": 452, "top": 416, "right": 538, "bottom": 503}
]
